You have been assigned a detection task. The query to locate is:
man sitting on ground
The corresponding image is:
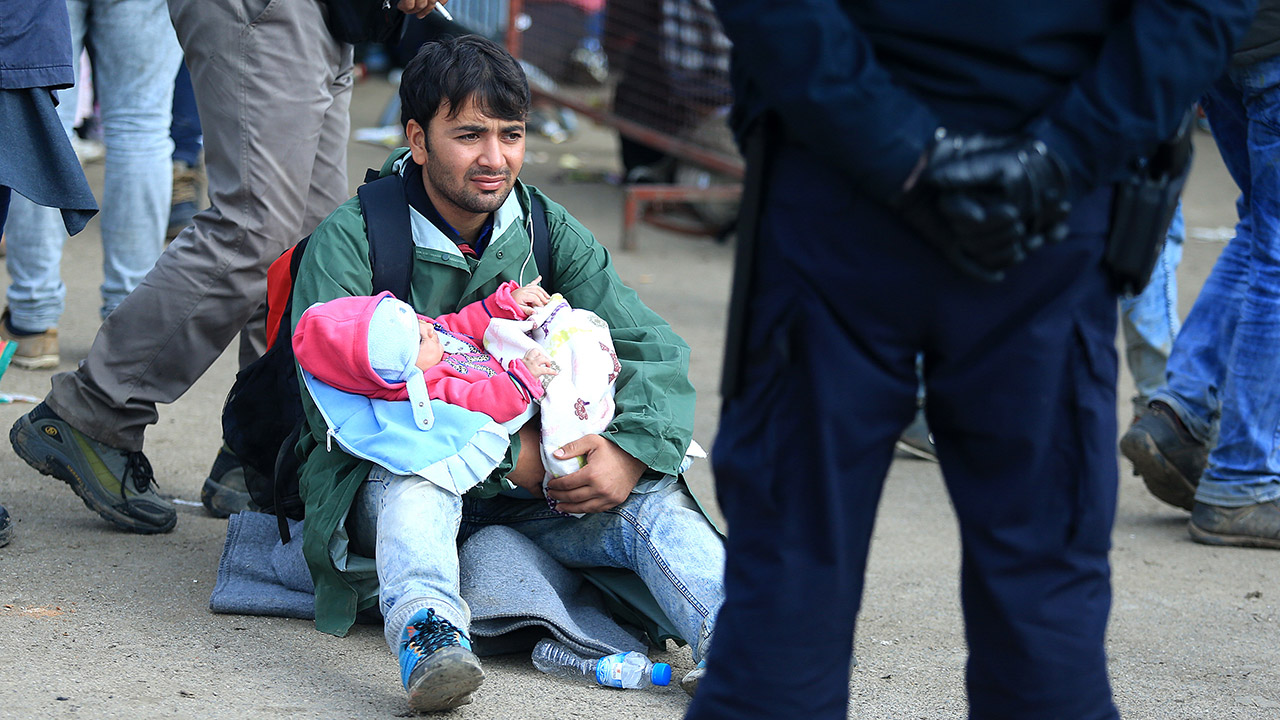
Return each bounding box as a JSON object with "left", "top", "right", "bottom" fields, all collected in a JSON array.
[{"left": 289, "top": 35, "right": 724, "bottom": 713}]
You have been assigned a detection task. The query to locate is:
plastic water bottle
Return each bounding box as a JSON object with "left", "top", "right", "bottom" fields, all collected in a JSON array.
[{"left": 531, "top": 638, "right": 672, "bottom": 689}]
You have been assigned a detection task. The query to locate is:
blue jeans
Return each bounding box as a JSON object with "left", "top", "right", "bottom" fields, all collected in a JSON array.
[
  {"left": 170, "top": 62, "right": 202, "bottom": 167},
  {"left": 1119, "top": 206, "right": 1183, "bottom": 416},
  {"left": 353, "top": 467, "right": 724, "bottom": 659},
  {"left": 1153, "top": 58, "right": 1280, "bottom": 508},
  {"left": 3, "top": 0, "right": 181, "bottom": 329}
]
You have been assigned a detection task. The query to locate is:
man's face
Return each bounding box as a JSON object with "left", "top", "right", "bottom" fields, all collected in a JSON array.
[{"left": 408, "top": 96, "right": 525, "bottom": 224}]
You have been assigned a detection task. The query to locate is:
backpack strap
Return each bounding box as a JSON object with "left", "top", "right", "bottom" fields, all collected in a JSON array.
[
  {"left": 358, "top": 173, "right": 414, "bottom": 300},
  {"left": 529, "top": 193, "right": 553, "bottom": 292},
  {"left": 261, "top": 173, "right": 411, "bottom": 544}
]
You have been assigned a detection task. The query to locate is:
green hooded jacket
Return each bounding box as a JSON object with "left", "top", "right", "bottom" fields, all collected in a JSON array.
[{"left": 291, "top": 149, "right": 698, "bottom": 638}]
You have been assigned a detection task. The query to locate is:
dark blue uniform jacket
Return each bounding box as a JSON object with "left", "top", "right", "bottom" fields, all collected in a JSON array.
[{"left": 712, "top": 0, "right": 1257, "bottom": 202}]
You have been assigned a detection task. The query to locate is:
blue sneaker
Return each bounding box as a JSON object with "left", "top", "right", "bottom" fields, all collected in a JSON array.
[
  {"left": 399, "top": 608, "right": 484, "bottom": 712},
  {"left": 9, "top": 402, "right": 176, "bottom": 533},
  {"left": 0, "top": 503, "right": 12, "bottom": 547}
]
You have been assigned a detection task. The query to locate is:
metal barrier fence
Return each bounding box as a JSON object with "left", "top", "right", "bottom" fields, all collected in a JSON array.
[{"left": 504, "top": 0, "right": 743, "bottom": 249}]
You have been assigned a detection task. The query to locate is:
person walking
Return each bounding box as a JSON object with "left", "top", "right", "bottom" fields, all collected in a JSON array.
[
  {"left": 0, "top": 0, "right": 98, "bottom": 545},
  {"left": 0, "top": 0, "right": 181, "bottom": 369},
  {"left": 8, "top": 0, "right": 442, "bottom": 534},
  {"left": 1122, "top": 3, "right": 1280, "bottom": 549}
]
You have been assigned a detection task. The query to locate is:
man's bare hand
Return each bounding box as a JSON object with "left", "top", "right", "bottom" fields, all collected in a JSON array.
[
  {"left": 397, "top": 0, "right": 445, "bottom": 19},
  {"left": 545, "top": 435, "right": 646, "bottom": 514}
]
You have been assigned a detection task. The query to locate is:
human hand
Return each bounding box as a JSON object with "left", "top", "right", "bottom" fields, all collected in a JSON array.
[
  {"left": 545, "top": 435, "right": 646, "bottom": 514},
  {"left": 511, "top": 276, "right": 552, "bottom": 316},
  {"left": 397, "top": 0, "right": 445, "bottom": 19},
  {"left": 521, "top": 348, "right": 558, "bottom": 379},
  {"left": 895, "top": 131, "right": 1072, "bottom": 282}
]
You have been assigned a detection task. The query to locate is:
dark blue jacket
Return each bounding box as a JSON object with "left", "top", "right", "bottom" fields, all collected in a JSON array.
[
  {"left": 711, "top": 0, "right": 1257, "bottom": 202},
  {"left": 0, "top": 1, "right": 77, "bottom": 90}
]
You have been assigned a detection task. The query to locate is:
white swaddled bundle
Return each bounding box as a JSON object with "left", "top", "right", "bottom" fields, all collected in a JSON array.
[{"left": 484, "top": 294, "right": 619, "bottom": 515}]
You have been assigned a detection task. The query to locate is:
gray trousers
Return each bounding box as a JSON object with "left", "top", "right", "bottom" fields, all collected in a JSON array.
[{"left": 47, "top": 0, "right": 354, "bottom": 451}]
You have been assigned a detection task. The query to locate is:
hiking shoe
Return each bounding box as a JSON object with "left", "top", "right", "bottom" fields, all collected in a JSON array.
[
  {"left": 167, "top": 159, "right": 203, "bottom": 240},
  {"left": 1189, "top": 500, "right": 1280, "bottom": 549},
  {"left": 681, "top": 660, "right": 706, "bottom": 697},
  {"left": 399, "top": 608, "right": 484, "bottom": 713},
  {"left": 9, "top": 403, "right": 176, "bottom": 534},
  {"left": 1119, "top": 400, "right": 1207, "bottom": 511},
  {"left": 201, "top": 445, "right": 256, "bottom": 518},
  {"left": 895, "top": 410, "right": 937, "bottom": 462},
  {"left": 0, "top": 503, "right": 12, "bottom": 547},
  {"left": 0, "top": 309, "right": 58, "bottom": 370}
]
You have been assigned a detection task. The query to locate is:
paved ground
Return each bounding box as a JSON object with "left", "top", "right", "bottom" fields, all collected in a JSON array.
[{"left": 1, "top": 76, "right": 1278, "bottom": 719}]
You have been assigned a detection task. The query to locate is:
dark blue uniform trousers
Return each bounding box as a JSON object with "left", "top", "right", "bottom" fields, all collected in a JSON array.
[{"left": 687, "top": 144, "right": 1121, "bottom": 720}]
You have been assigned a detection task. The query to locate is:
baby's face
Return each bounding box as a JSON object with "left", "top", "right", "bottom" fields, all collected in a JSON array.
[{"left": 415, "top": 318, "right": 445, "bottom": 372}]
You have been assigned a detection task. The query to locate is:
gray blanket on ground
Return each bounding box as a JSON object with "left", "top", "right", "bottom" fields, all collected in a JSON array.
[{"left": 209, "top": 511, "right": 646, "bottom": 657}]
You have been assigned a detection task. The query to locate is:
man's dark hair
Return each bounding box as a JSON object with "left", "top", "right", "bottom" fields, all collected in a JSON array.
[{"left": 399, "top": 34, "right": 531, "bottom": 133}]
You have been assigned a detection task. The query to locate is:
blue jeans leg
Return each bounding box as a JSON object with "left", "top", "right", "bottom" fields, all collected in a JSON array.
[
  {"left": 464, "top": 479, "right": 725, "bottom": 662},
  {"left": 355, "top": 469, "right": 724, "bottom": 660},
  {"left": 1200, "top": 60, "right": 1280, "bottom": 505},
  {"left": 1159, "top": 61, "right": 1280, "bottom": 506},
  {"left": 83, "top": 0, "right": 182, "bottom": 318},
  {"left": 4, "top": 192, "right": 68, "bottom": 332},
  {"left": 1119, "top": 205, "right": 1183, "bottom": 416},
  {"left": 170, "top": 61, "right": 203, "bottom": 167},
  {"left": 1154, "top": 77, "right": 1252, "bottom": 446},
  {"left": 353, "top": 468, "right": 471, "bottom": 653},
  {"left": 3, "top": 68, "right": 78, "bottom": 332}
]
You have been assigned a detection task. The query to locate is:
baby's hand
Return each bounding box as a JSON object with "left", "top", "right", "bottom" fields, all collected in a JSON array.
[
  {"left": 512, "top": 276, "right": 552, "bottom": 316},
  {"left": 522, "top": 348, "right": 558, "bottom": 379}
]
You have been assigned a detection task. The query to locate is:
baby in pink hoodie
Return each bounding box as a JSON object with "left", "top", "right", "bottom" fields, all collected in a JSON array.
[{"left": 293, "top": 279, "right": 558, "bottom": 427}]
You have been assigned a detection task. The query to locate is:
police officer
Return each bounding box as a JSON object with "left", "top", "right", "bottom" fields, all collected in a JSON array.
[{"left": 688, "top": 2, "right": 1256, "bottom": 719}]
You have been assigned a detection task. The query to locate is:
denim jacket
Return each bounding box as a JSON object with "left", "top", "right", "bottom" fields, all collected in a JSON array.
[{"left": 0, "top": 1, "right": 77, "bottom": 90}]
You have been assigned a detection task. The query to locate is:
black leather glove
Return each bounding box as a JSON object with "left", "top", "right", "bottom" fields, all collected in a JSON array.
[{"left": 895, "top": 131, "right": 1073, "bottom": 282}]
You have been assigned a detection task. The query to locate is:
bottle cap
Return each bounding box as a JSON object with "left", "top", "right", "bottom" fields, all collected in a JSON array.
[{"left": 651, "top": 662, "right": 672, "bottom": 686}]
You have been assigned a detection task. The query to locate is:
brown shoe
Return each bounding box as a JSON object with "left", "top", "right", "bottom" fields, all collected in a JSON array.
[
  {"left": 166, "top": 158, "right": 204, "bottom": 241},
  {"left": 1119, "top": 401, "right": 1207, "bottom": 511},
  {"left": 1190, "top": 500, "right": 1280, "bottom": 549},
  {"left": 0, "top": 309, "right": 58, "bottom": 370}
]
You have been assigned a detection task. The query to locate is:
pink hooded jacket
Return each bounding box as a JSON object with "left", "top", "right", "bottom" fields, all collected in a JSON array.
[{"left": 293, "top": 282, "right": 545, "bottom": 424}]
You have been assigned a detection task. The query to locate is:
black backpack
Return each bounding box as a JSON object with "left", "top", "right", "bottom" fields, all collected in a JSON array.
[{"left": 221, "top": 170, "right": 552, "bottom": 542}]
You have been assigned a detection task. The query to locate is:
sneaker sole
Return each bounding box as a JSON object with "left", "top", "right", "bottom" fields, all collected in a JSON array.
[
  {"left": 406, "top": 648, "right": 485, "bottom": 713},
  {"left": 1189, "top": 521, "right": 1280, "bottom": 549},
  {"left": 8, "top": 354, "right": 58, "bottom": 370},
  {"left": 1118, "top": 430, "right": 1196, "bottom": 511},
  {"left": 9, "top": 418, "right": 176, "bottom": 534}
]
